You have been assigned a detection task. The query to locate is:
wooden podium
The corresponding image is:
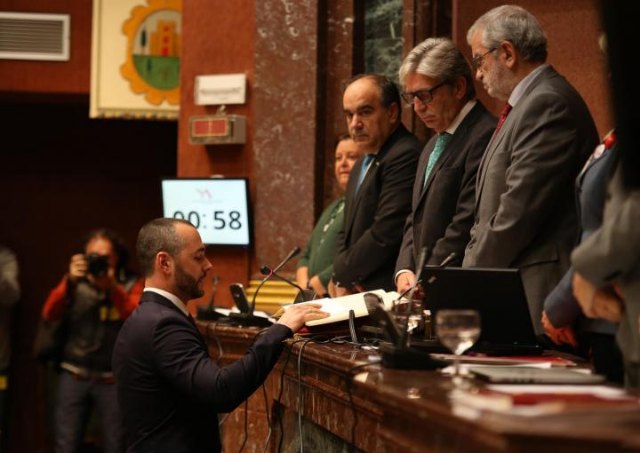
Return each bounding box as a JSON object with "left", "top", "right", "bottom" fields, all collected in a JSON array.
[{"left": 198, "top": 321, "right": 640, "bottom": 452}]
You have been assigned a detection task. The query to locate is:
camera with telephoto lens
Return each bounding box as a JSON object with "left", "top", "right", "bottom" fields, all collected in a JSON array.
[{"left": 86, "top": 253, "right": 109, "bottom": 277}]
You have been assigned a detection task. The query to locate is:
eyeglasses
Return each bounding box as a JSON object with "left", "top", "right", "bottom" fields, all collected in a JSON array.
[
  {"left": 401, "top": 81, "right": 447, "bottom": 106},
  {"left": 472, "top": 47, "right": 497, "bottom": 70}
]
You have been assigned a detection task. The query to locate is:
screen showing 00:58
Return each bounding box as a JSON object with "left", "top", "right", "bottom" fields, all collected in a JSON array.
[{"left": 161, "top": 179, "right": 250, "bottom": 245}]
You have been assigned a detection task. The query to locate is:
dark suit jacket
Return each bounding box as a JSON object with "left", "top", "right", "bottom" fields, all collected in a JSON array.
[
  {"left": 544, "top": 143, "right": 619, "bottom": 335},
  {"left": 333, "top": 124, "right": 420, "bottom": 291},
  {"left": 463, "top": 65, "right": 599, "bottom": 335},
  {"left": 395, "top": 101, "right": 495, "bottom": 275},
  {"left": 112, "top": 291, "right": 292, "bottom": 453},
  {"left": 572, "top": 163, "right": 640, "bottom": 368}
]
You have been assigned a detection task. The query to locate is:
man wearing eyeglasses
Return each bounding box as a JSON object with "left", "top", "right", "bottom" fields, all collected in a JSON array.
[
  {"left": 463, "top": 5, "right": 599, "bottom": 335},
  {"left": 331, "top": 74, "right": 420, "bottom": 295},
  {"left": 394, "top": 38, "right": 496, "bottom": 295}
]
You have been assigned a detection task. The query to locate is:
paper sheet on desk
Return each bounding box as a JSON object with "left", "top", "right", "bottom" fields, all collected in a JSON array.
[
  {"left": 431, "top": 354, "right": 576, "bottom": 367},
  {"left": 450, "top": 384, "right": 632, "bottom": 419},
  {"left": 487, "top": 384, "right": 629, "bottom": 398},
  {"left": 283, "top": 289, "right": 399, "bottom": 326},
  {"left": 440, "top": 361, "right": 553, "bottom": 376},
  {"left": 206, "top": 307, "right": 271, "bottom": 319}
]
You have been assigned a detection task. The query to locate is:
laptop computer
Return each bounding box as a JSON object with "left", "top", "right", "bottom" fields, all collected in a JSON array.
[{"left": 419, "top": 267, "right": 543, "bottom": 356}]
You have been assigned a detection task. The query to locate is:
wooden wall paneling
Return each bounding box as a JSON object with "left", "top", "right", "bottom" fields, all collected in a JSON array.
[
  {"left": 0, "top": 0, "right": 92, "bottom": 94},
  {"left": 178, "top": 0, "right": 255, "bottom": 308},
  {"left": 452, "top": 0, "right": 612, "bottom": 135}
]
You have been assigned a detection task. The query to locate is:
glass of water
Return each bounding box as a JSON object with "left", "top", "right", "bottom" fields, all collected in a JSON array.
[
  {"left": 435, "top": 309, "right": 481, "bottom": 381},
  {"left": 393, "top": 298, "right": 424, "bottom": 343}
]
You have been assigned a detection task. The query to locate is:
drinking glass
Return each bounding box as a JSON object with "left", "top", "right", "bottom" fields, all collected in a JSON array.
[
  {"left": 435, "top": 309, "right": 481, "bottom": 382},
  {"left": 392, "top": 298, "right": 424, "bottom": 340}
]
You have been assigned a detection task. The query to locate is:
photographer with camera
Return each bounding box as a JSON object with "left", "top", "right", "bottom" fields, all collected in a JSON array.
[{"left": 41, "top": 228, "right": 143, "bottom": 453}]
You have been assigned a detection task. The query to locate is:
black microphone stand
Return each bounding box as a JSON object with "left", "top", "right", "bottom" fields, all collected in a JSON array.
[
  {"left": 376, "top": 247, "right": 448, "bottom": 369},
  {"left": 227, "top": 276, "right": 274, "bottom": 327},
  {"left": 260, "top": 265, "right": 316, "bottom": 303}
]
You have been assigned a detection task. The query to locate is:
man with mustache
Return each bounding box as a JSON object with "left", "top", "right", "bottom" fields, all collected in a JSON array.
[
  {"left": 113, "top": 218, "right": 327, "bottom": 452},
  {"left": 395, "top": 37, "right": 496, "bottom": 294},
  {"left": 332, "top": 74, "right": 420, "bottom": 295},
  {"left": 463, "top": 5, "right": 598, "bottom": 335}
]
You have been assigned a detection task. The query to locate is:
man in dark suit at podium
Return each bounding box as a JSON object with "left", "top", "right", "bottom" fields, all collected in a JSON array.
[
  {"left": 112, "top": 218, "right": 327, "bottom": 453},
  {"left": 395, "top": 37, "right": 496, "bottom": 294},
  {"left": 332, "top": 74, "right": 420, "bottom": 294}
]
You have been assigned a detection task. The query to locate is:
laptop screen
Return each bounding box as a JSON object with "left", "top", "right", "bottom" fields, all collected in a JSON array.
[{"left": 420, "top": 267, "right": 540, "bottom": 352}]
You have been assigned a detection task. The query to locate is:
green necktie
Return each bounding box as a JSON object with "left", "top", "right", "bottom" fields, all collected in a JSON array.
[{"left": 423, "top": 133, "right": 451, "bottom": 187}]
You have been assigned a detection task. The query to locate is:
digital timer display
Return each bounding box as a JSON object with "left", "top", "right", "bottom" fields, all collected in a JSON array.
[{"left": 161, "top": 178, "right": 251, "bottom": 245}]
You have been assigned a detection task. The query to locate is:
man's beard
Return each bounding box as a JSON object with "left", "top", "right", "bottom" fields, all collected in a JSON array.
[
  {"left": 485, "top": 63, "right": 514, "bottom": 102},
  {"left": 175, "top": 264, "right": 204, "bottom": 300}
]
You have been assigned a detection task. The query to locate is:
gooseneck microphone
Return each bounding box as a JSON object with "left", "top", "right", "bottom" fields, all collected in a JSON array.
[
  {"left": 398, "top": 247, "right": 429, "bottom": 349},
  {"left": 229, "top": 246, "right": 301, "bottom": 327},
  {"left": 249, "top": 246, "right": 301, "bottom": 313},
  {"left": 423, "top": 251, "right": 457, "bottom": 300},
  {"left": 271, "top": 246, "right": 301, "bottom": 274},
  {"left": 438, "top": 251, "right": 457, "bottom": 268},
  {"left": 259, "top": 265, "right": 315, "bottom": 303},
  {"left": 370, "top": 247, "right": 446, "bottom": 370}
]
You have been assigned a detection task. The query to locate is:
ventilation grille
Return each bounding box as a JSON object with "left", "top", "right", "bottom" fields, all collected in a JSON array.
[{"left": 0, "top": 12, "right": 69, "bottom": 61}]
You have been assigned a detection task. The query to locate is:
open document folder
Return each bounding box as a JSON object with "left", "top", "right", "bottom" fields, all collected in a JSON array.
[{"left": 283, "top": 289, "right": 399, "bottom": 327}]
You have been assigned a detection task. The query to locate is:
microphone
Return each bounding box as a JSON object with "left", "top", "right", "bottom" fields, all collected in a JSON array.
[
  {"left": 398, "top": 247, "right": 429, "bottom": 348},
  {"left": 438, "top": 251, "right": 457, "bottom": 267},
  {"left": 368, "top": 247, "right": 446, "bottom": 370},
  {"left": 196, "top": 275, "right": 226, "bottom": 321},
  {"left": 228, "top": 246, "right": 301, "bottom": 328},
  {"left": 423, "top": 251, "right": 457, "bottom": 297},
  {"left": 271, "top": 246, "right": 301, "bottom": 274},
  {"left": 394, "top": 250, "right": 458, "bottom": 301},
  {"left": 259, "top": 265, "right": 315, "bottom": 303}
]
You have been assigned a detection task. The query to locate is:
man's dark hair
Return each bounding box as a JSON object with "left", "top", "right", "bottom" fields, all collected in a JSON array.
[
  {"left": 344, "top": 74, "right": 401, "bottom": 110},
  {"left": 136, "top": 218, "right": 193, "bottom": 277}
]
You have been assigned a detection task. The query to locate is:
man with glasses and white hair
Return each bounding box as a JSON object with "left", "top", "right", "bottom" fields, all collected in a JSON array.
[
  {"left": 463, "top": 5, "right": 598, "bottom": 335},
  {"left": 394, "top": 37, "right": 496, "bottom": 295}
]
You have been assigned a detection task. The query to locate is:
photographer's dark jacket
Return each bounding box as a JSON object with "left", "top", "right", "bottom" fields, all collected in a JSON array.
[{"left": 42, "top": 276, "right": 143, "bottom": 372}]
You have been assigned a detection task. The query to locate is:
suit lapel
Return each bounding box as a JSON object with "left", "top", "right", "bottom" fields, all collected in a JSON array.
[
  {"left": 474, "top": 87, "right": 532, "bottom": 211},
  {"left": 348, "top": 157, "right": 380, "bottom": 236},
  {"left": 415, "top": 144, "right": 432, "bottom": 205},
  {"left": 343, "top": 155, "right": 363, "bottom": 238},
  {"left": 356, "top": 157, "right": 380, "bottom": 202},
  {"left": 422, "top": 136, "right": 453, "bottom": 195},
  {"left": 475, "top": 126, "right": 507, "bottom": 209},
  {"left": 343, "top": 125, "right": 407, "bottom": 239},
  {"left": 422, "top": 103, "right": 481, "bottom": 197}
]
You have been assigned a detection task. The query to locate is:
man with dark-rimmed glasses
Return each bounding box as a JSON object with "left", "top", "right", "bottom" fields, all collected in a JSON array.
[{"left": 395, "top": 37, "right": 496, "bottom": 295}]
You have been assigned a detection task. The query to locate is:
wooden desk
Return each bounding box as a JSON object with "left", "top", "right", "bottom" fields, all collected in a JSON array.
[{"left": 199, "top": 322, "right": 640, "bottom": 452}]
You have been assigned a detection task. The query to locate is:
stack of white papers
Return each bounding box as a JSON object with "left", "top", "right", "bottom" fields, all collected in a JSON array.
[{"left": 284, "top": 289, "right": 399, "bottom": 326}]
